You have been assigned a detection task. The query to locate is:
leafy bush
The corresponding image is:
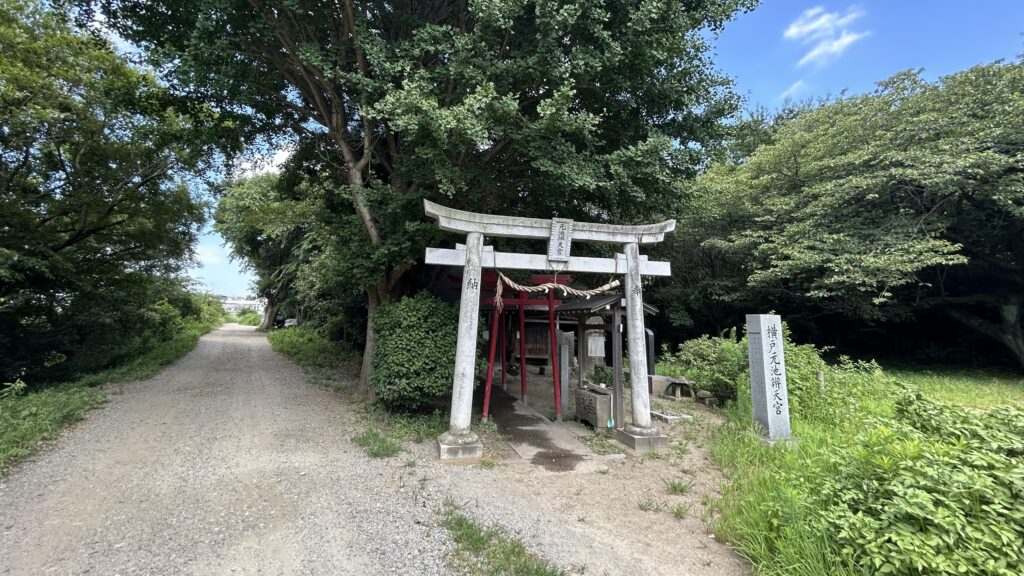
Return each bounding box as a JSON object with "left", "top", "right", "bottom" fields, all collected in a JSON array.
[
  {"left": 0, "top": 384, "right": 106, "bottom": 472},
  {"left": 659, "top": 332, "right": 746, "bottom": 399},
  {"left": 371, "top": 293, "right": 463, "bottom": 410},
  {"left": 237, "top": 311, "right": 262, "bottom": 326},
  {"left": 268, "top": 325, "right": 352, "bottom": 368},
  {"left": 817, "top": 391, "right": 1024, "bottom": 576}
]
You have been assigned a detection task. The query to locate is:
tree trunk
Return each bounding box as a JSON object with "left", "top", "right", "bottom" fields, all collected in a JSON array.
[
  {"left": 259, "top": 302, "right": 278, "bottom": 331},
  {"left": 359, "top": 288, "right": 381, "bottom": 396},
  {"left": 945, "top": 296, "right": 1024, "bottom": 370}
]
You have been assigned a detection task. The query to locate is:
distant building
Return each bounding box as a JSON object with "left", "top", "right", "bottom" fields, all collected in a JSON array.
[{"left": 217, "top": 296, "right": 264, "bottom": 315}]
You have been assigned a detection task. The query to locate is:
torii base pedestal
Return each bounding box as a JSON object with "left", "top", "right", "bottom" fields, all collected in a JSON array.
[
  {"left": 437, "top": 431, "right": 483, "bottom": 463},
  {"left": 616, "top": 425, "right": 668, "bottom": 453}
]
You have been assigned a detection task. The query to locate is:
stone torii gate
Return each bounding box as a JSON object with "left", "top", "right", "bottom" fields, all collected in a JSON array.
[{"left": 424, "top": 200, "right": 675, "bottom": 461}]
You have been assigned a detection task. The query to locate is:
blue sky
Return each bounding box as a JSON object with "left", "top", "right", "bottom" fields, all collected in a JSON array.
[
  {"left": 187, "top": 1, "right": 1024, "bottom": 296},
  {"left": 714, "top": 1, "right": 1024, "bottom": 107}
]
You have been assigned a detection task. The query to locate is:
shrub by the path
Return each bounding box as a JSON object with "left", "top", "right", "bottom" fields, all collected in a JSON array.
[{"left": 371, "top": 293, "right": 461, "bottom": 410}]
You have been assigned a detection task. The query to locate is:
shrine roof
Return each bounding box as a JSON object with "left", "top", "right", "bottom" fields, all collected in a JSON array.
[{"left": 555, "top": 294, "right": 657, "bottom": 316}]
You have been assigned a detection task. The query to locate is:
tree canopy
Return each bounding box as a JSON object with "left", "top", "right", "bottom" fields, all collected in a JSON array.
[
  {"left": 672, "top": 60, "right": 1024, "bottom": 366},
  {"left": 0, "top": 0, "right": 217, "bottom": 382},
  {"left": 85, "top": 0, "right": 759, "bottom": 386}
]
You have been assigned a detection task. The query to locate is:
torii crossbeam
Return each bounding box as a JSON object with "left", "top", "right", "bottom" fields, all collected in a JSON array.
[{"left": 424, "top": 201, "right": 675, "bottom": 461}]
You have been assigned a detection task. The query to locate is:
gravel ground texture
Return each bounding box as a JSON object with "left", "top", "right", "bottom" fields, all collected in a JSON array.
[
  {"left": 0, "top": 325, "right": 452, "bottom": 576},
  {"left": 0, "top": 324, "right": 749, "bottom": 576}
]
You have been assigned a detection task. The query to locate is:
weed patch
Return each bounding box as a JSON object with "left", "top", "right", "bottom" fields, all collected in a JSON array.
[
  {"left": 440, "top": 499, "right": 565, "bottom": 575},
  {"left": 580, "top": 433, "right": 622, "bottom": 455},
  {"left": 353, "top": 429, "right": 402, "bottom": 458},
  {"left": 663, "top": 477, "right": 694, "bottom": 495}
]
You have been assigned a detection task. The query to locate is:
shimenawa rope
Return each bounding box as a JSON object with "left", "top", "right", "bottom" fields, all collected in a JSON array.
[{"left": 493, "top": 271, "right": 620, "bottom": 312}]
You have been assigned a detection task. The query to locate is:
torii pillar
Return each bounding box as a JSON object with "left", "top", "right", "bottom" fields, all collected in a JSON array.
[{"left": 424, "top": 201, "right": 674, "bottom": 461}]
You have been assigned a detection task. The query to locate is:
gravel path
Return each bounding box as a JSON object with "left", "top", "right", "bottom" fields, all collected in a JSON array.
[
  {"left": 0, "top": 324, "right": 452, "bottom": 575},
  {"left": 1, "top": 324, "right": 749, "bottom": 576}
]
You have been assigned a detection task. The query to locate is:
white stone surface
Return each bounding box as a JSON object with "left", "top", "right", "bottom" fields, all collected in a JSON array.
[
  {"left": 425, "top": 247, "right": 671, "bottom": 276},
  {"left": 448, "top": 232, "right": 484, "bottom": 435},
  {"left": 424, "top": 200, "right": 676, "bottom": 244},
  {"left": 746, "top": 314, "right": 792, "bottom": 440},
  {"left": 624, "top": 243, "right": 654, "bottom": 431}
]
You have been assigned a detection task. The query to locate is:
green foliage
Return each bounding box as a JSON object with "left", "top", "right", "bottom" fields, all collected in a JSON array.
[
  {"left": 371, "top": 294, "right": 462, "bottom": 410},
  {"left": 663, "top": 477, "right": 695, "bottom": 495},
  {"left": 267, "top": 326, "right": 354, "bottom": 368},
  {"left": 352, "top": 429, "right": 402, "bottom": 458},
  {"left": 818, "top": 392, "right": 1024, "bottom": 576},
  {"left": 680, "top": 60, "right": 1024, "bottom": 366},
  {"left": 236, "top": 311, "right": 262, "bottom": 326},
  {"left": 362, "top": 406, "right": 448, "bottom": 444},
  {"left": 0, "top": 0, "right": 217, "bottom": 383},
  {"left": 659, "top": 328, "right": 895, "bottom": 425},
  {"left": 887, "top": 368, "right": 1024, "bottom": 409},
  {"left": 659, "top": 332, "right": 746, "bottom": 399},
  {"left": 93, "top": 0, "right": 759, "bottom": 389},
  {"left": 709, "top": 352, "right": 1024, "bottom": 576},
  {"left": 0, "top": 384, "right": 106, "bottom": 472},
  {"left": 441, "top": 500, "right": 566, "bottom": 576}
]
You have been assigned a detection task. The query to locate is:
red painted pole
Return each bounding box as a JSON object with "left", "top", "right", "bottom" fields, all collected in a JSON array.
[
  {"left": 500, "top": 311, "right": 507, "bottom": 390},
  {"left": 548, "top": 288, "right": 562, "bottom": 420},
  {"left": 482, "top": 307, "right": 500, "bottom": 422},
  {"left": 518, "top": 293, "right": 528, "bottom": 404}
]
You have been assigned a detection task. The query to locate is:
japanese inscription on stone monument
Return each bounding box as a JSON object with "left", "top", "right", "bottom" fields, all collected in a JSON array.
[{"left": 746, "top": 314, "right": 792, "bottom": 440}]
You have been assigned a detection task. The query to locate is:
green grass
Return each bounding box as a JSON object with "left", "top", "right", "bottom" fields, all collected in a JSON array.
[
  {"left": 708, "top": 364, "right": 1024, "bottom": 576},
  {"left": 0, "top": 317, "right": 222, "bottom": 473},
  {"left": 0, "top": 384, "right": 106, "bottom": 473},
  {"left": 440, "top": 499, "right": 565, "bottom": 576},
  {"left": 672, "top": 503, "right": 692, "bottom": 519},
  {"left": 663, "top": 477, "right": 694, "bottom": 495},
  {"left": 352, "top": 429, "right": 403, "bottom": 458},
  {"left": 888, "top": 367, "right": 1024, "bottom": 408},
  {"left": 638, "top": 498, "right": 668, "bottom": 512},
  {"left": 580, "top": 432, "right": 622, "bottom": 455},
  {"left": 73, "top": 319, "right": 220, "bottom": 387},
  {"left": 236, "top": 311, "right": 261, "bottom": 326}
]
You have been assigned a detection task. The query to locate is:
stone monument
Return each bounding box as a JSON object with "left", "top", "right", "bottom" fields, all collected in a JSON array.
[{"left": 746, "top": 314, "right": 792, "bottom": 441}]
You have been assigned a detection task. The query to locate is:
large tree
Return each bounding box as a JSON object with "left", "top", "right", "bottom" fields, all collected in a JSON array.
[
  {"left": 685, "top": 61, "right": 1024, "bottom": 366},
  {"left": 0, "top": 0, "right": 217, "bottom": 381},
  {"left": 83, "top": 0, "right": 757, "bottom": 388}
]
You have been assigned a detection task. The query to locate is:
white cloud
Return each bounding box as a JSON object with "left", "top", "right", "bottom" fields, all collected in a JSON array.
[
  {"left": 195, "top": 243, "right": 226, "bottom": 267},
  {"left": 236, "top": 144, "right": 295, "bottom": 177},
  {"left": 779, "top": 80, "right": 807, "bottom": 100},
  {"left": 784, "top": 6, "right": 869, "bottom": 67}
]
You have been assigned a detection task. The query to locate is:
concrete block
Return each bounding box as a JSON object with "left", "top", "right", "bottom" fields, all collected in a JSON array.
[
  {"left": 615, "top": 427, "right": 668, "bottom": 453},
  {"left": 437, "top": 431, "right": 483, "bottom": 463},
  {"left": 651, "top": 411, "right": 694, "bottom": 424}
]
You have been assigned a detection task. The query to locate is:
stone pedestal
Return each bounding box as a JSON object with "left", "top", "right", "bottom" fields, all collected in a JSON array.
[
  {"left": 437, "top": 431, "right": 483, "bottom": 463},
  {"left": 616, "top": 425, "right": 668, "bottom": 453}
]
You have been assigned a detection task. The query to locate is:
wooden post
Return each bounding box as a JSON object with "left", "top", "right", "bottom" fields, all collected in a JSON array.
[
  {"left": 612, "top": 309, "right": 624, "bottom": 430},
  {"left": 548, "top": 288, "right": 562, "bottom": 420},
  {"left": 500, "top": 311, "right": 508, "bottom": 391},
  {"left": 576, "top": 317, "right": 586, "bottom": 389},
  {"left": 518, "top": 296, "right": 528, "bottom": 405},
  {"left": 482, "top": 308, "right": 500, "bottom": 422}
]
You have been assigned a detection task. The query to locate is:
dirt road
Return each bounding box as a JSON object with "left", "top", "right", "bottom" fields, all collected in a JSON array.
[{"left": 0, "top": 324, "right": 747, "bottom": 576}]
